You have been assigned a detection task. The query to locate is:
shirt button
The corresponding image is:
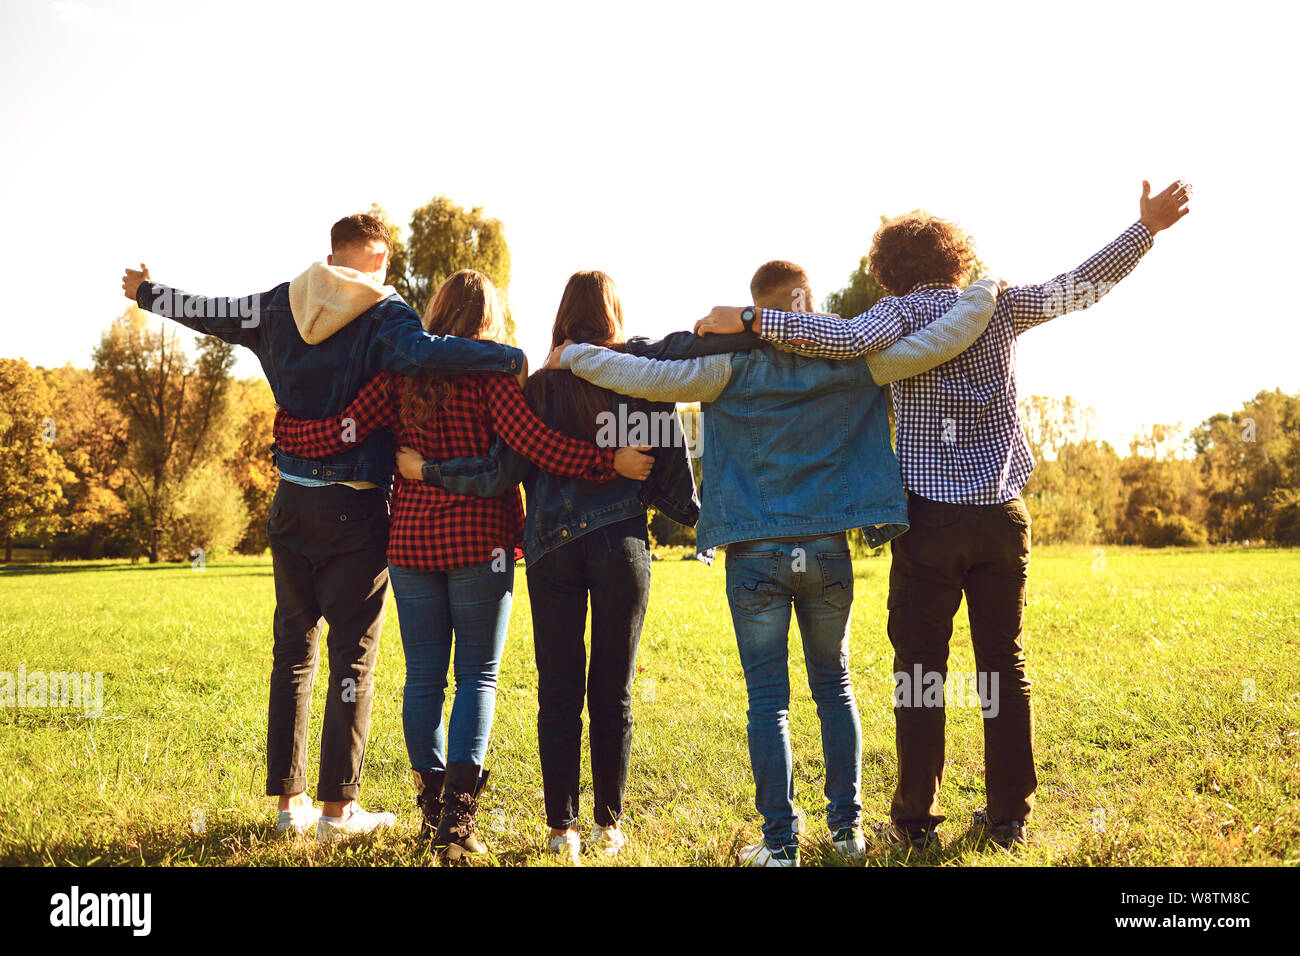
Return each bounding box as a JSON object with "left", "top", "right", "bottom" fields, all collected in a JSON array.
[
  {"left": 340, "top": 514, "right": 348, "bottom": 522},
  {"left": 579, "top": 522, "right": 587, "bottom": 529},
  {"left": 560, "top": 529, "right": 568, "bottom": 537}
]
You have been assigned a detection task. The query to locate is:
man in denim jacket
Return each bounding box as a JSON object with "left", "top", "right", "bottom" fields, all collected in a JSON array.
[{"left": 543, "top": 262, "right": 1002, "bottom": 865}]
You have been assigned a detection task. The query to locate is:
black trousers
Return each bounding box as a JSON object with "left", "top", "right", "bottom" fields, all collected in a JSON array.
[
  {"left": 886, "top": 493, "right": 1036, "bottom": 828},
  {"left": 265, "top": 481, "right": 389, "bottom": 802},
  {"left": 526, "top": 515, "right": 652, "bottom": 830}
]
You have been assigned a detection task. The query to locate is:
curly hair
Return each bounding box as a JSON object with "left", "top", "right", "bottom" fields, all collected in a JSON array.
[{"left": 868, "top": 212, "right": 977, "bottom": 297}]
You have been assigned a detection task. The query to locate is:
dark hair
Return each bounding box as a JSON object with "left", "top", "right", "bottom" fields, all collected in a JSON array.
[
  {"left": 750, "top": 260, "right": 810, "bottom": 301},
  {"left": 330, "top": 214, "right": 394, "bottom": 256},
  {"left": 525, "top": 271, "right": 627, "bottom": 444},
  {"left": 868, "top": 212, "right": 976, "bottom": 296}
]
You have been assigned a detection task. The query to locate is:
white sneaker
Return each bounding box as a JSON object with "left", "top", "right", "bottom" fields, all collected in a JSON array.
[
  {"left": 589, "top": 822, "right": 627, "bottom": 858},
  {"left": 315, "top": 803, "right": 396, "bottom": 843},
  {"left": 275, "top": 804, "right": 322, "bottom": 837},
  {"left": 832, "top": 826, "right": 867, "bottom": 860},
  {"left": 547, "top": 830, "right": 581, "bottom": 865},
  {"left": 738, "top": 842, "right": 800, "bottom": 867}
]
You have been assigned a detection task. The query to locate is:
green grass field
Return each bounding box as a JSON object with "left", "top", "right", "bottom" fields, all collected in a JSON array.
[{"left": 1, "top": 546, "right": 1297, "bottom": 867}]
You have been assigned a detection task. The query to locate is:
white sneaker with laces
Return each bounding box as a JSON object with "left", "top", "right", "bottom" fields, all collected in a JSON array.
[
  {"left": 738, "top": 842, "right": 800, "bottom": 867},
  {"left": 589, "top": 822, "right": 627, "bottom": 858},
  {"left": 275, "top": 804, "right": 322, "bottom": 837},
  {"left": 315, "top": 804, "right": 396, "bottom": 843},
  {"left": 547, "top": 830, "right": 581, "bottom": 865}
]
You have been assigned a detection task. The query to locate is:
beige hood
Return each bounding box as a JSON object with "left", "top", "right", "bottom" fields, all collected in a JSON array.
[{"left": 288, "top": 262, "right": 399, "bottom": 344}]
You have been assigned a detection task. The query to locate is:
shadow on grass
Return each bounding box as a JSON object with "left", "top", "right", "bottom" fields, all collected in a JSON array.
[
  {"left": 0, "top": 563, "right": 270, "bottom": 577},
  {"left": 1, "top": 819, "right": 278, "bottom": 867}
]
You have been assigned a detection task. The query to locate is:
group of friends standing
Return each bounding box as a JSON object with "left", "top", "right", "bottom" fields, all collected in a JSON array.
[{"left": 119, "top": 176, "right": 1190, "bottom": 865}]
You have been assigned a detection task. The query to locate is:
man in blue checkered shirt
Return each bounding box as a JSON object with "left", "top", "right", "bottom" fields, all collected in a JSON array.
[{"left": 694, "top": 179, "right": 1192, "bottom": 849}]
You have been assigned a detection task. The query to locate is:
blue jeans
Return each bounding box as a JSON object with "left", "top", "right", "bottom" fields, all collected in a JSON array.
[
  {"left": 388, "top": 561, "right": 514, "bottom": 771},
  {"left": 725, "top": 534, "right": 862, "bottom": 849}
]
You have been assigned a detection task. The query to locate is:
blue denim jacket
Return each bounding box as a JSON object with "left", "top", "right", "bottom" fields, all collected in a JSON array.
[
  {"left": 430, "top": 330, "right": 762, "bottom": 565},
  {"left": 694, "top": 348, "right": 909, "bottom": 553},
  {"left": 136, "top": 280, "right": 523, "bottom": 488}
]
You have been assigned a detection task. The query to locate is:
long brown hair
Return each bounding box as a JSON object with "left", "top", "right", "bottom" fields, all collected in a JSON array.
[
  {"left": 525, "top": 271, "right": 627, "bottom": 443},
  {"left": 401, "top": 270, "right": 505, "bottom": 428}
]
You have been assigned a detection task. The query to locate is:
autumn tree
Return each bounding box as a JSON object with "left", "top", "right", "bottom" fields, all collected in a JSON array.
[
  {"left": 43, "top": 364, "right": 131, "bottom": 558},
  {"left": 371, "top": 197, "right": 516, "bottom": 344},
  {"left": 1192, "top": 389, "right": 1300, "bottom": 543},
  {"left": 0, "top": 359, "right": 71, "bottom": 562},
  {"left": 92, "top": 308, "right": 238, "bottom": 561},
  {"left": 227, "top": 377, "right": 277, "bottom": 552}
]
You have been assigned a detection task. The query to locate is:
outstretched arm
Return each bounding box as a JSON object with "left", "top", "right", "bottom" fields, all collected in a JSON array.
[
  {"left": 865, "top": 279, "right": 1002, "bottom": 384},
  {"left": 125, "top": 266, "right": 266, "bottom": 350},
  {"left": 1004, "top": 179, "right": 1191, "bottom": 334}
]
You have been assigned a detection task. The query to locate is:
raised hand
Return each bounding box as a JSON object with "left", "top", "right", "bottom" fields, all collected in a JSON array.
[
  {"left": 1139, "top": 180, "right": 1192, "bottom": 234},
  {"left": 121, "top": 263, "right": 151, "bottom": 301},
  {"left": 614, "top": 445, "right": 654, "bottom": 481}
]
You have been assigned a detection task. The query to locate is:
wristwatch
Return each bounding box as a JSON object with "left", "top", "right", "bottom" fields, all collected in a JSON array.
[{"left": 740, "top": 307, "right": 756, "bottom": 333}]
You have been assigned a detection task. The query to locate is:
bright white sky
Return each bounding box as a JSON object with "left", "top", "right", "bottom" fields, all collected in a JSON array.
[{"left": 2, "top": 0, "right": 1295, "bottom": 450}]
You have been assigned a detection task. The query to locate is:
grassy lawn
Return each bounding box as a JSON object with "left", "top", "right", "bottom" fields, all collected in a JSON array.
[{"left": 1, "top": 545, "right": 1297, "bottom": 867}]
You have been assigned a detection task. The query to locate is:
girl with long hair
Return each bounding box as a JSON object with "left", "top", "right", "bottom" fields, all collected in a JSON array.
[{"left": 273, "top": 270, "right": 651, "bottom": 861}]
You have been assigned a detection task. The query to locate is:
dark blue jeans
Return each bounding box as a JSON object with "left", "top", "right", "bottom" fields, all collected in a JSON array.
[
  {"left": 725, "top": 534, "right": 862, "bottom": 849},
  {"left": 526, "top": 515, "right": 652, "bottom": 830},
  {"left": 388, "top": 560, "right": 514, "bottom": 772}
]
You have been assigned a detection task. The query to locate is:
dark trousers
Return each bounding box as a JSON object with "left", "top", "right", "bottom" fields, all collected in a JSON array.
[
  {"left": 887, "top": 493, "right": 1037, "bottom": 828},
  {"left": 526, "top": 515, "right": 652, "bottom": 830},
  {"left": 265, "top": 481, "right": 389, "bottom": 803}
]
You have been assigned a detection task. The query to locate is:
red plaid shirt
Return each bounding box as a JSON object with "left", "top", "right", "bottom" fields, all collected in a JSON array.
[{"left": 273, "top": 371, "right": 617, "bottom": 571}]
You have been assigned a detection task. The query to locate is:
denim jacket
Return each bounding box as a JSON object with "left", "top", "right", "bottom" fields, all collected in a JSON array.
[
  {"left": 694, "top": 348, "right": 908, "bottom": 552},
  {"left": 136, "top": 279, "right": 523, "bottom": 488},
  {"left": 428, "top": 330, "right": 763, "bottom": 565}
]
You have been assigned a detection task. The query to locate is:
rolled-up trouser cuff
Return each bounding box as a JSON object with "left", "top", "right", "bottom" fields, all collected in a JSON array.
[
  {"left": 317, "top": 782, "right": 361, "bottom": 803},
  {"left": 267, "top": 775, "right": 308, "bottom": 797}
]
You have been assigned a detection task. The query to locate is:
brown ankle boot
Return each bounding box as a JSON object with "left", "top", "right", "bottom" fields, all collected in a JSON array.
[
  {"left": 434, "top": 761, "right": 491, "bottom": 861},
  {"left": 412, "top": 769, "right": 446, "bottom": 841}
]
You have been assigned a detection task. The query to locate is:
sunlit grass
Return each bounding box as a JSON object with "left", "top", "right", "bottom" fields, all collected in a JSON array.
[{"left": 1, "top": 546, "right": 1297, "bottom": 866}]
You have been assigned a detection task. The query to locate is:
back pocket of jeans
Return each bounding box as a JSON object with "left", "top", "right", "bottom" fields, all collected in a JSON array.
[
  {"left": 726, "top": 549, "right": 782, "bottom": 613},
  {"left": 817, "top": 550, "right": 853, "bottom": 609}
]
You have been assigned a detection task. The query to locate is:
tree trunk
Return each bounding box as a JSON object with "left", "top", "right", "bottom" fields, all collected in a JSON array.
[{"left": 4, "top": 536, "right": 11, "bottom": 563}]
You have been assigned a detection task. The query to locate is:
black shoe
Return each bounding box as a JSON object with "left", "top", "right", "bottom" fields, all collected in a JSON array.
[
  {"left": 972, "top": 808, "right": 1027, "bottom": 848},
  {"left": 413, "top": 769, "right": 446, "bottom": 840},
  {"left": 873, "top": 821, "right": 941, "bottom": 852},
  {"left": 434, "top": 761, "right": 491, "bottom": 862}
]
